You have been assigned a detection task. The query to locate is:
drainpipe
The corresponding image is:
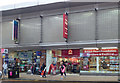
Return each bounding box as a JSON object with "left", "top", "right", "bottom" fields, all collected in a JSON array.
[{"left": 40, "top": 15, "right": 43, "bottom": 43}]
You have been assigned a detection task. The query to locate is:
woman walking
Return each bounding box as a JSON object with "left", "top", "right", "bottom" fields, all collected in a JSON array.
[{"left": 60, "top": 61, "right": 66, "bottom": 79}]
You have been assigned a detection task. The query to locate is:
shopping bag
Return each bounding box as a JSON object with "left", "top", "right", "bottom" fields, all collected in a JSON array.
[{"left": 41, "top": 70, "right": 44, "bottom": 76}]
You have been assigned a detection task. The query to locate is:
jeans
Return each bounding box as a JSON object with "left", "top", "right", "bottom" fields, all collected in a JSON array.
[{"left": 4, "top": 69, "right": 7, "bottom": 75}]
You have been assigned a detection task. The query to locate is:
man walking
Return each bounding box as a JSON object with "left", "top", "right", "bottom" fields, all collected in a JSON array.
[{"left": 3, "top": 62, "right": 8, "bottom": 76}]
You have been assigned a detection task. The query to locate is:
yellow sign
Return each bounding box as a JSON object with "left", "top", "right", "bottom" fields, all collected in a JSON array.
[{"left": 2, "top": 54, "right": 5, "bottom": 58}]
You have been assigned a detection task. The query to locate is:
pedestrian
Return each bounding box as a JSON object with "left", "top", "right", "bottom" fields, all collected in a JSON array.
[
  {"left": 48, "top": 61, "right": 56, "bottom": 75},
  {"left": 62, "top": 60, "right": 66, "bottom": 76},
  {"left": 3, "top": 62, "right": 8, "bottom": 76},
  {"left": 41, "top": 63, "right": 46, "bottom": 78},
  {"left": 0, "top": 71, "right": 2, "bottom": 79},
  {"left": 60, "top": 61, "right": 66, "bottom": 79},
  {"left": 33, "top": 63, "right": 37, "bottom": 74},
  {"left": 31, "top": 64, "right": 34, "bottom": 75}
]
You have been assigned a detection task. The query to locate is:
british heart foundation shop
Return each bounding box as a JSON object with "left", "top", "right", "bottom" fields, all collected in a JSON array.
[{"left": 82, "top": 48, "right": 119, "bottom": 73}]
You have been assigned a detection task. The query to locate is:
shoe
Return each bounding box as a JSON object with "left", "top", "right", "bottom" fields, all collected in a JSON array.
[
  {"left": 42, "top": 76, "right": 45, "bottom": 78},
  {"left": 40, "top": 75, "right": 42, "bottom": 77}
]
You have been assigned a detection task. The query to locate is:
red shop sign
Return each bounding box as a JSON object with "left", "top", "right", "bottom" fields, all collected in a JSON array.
[
  {"left": 62, "top": 49, "right": 80, "bottom": 58},
  {"left": 68, "top": 49, "right": 73, "bottom": 55},
  {"left": 83, "top": 49, "right": 118, "bottom": 56},
  {"left": 63, "top": 13, "right": 68, "bottom": 39}
]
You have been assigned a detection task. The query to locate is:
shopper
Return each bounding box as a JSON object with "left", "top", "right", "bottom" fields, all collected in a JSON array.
[
  {"left": 33, "top": 63, "right": 37, "bottom": 74},
  {"left": 0, "top": 71, "right": 2, "bottom": 79},
  {"left": 52, "top": 62, "right": 56, "bottom": 75},
  {"left": 62, "top": 60, "right": 66, "bottom": 76},
  {"left": 41, "top": 63, "right": 46, "bottom": 78},
  {"left": 31, "top": 64, "right": 34, "bottom": 75},
  {"left": 3, "top": 62, "right": 8, "bottom": 76},
  {"left": 48, "top": 61, "right": 56, "bottom": 75},
  {"left": 60, "top": 61, "right": 66, "bottom": 79}
]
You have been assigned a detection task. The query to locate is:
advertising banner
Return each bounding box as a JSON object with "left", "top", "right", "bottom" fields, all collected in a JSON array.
[
  {"left": 12, "top": 20, "right": 19, "bottom": 44},
  {"left": 83, "top": 49, "right": 118, "bottom": 56},
  {"left": 63, "top": 13, "right": 68, "bottom": 39}
]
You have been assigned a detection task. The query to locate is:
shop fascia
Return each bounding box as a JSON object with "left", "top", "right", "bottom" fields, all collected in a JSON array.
[{"left": 83, "top": 47, "right": 118, "bottom": 56}]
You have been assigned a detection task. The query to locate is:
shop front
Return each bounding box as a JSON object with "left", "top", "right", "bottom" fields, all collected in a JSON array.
[
  {"left": 46, "top": 47, "right": 119, "bottom": 74},
  {"left": 82, "top": 47, "right": 119, "bottom": 73},
  {"left": 60, "top": 49, "right": 80, "bottom": 73},
  {"left": 2, "top": 50, "right": 46, "bottom": 74},
  {"left": 8, "top": 51, "right": 35, "bottom": 72},
  {"left": 46, "top": 49, "right": 81, "bottom": 74}
]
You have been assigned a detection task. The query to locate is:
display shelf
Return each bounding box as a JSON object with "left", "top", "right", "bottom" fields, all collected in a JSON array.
[
  {"left": 109, "top": 56, "right": 119, "bottom": 71},
  {"left": 20, "top": 59, "right": 29, "bottom": 72}
]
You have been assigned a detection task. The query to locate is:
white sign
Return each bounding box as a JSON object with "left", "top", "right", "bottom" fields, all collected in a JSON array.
[{"left": 4, "top": 49, "right": 8, "bottom": 53}]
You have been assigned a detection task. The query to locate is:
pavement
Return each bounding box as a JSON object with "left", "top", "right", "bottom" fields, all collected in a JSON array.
[
  {"left": 1, "top": 73, "right": 119, "bottom": 82},
  {"left": 1, "top": 81, "right": 119, "bottom": 83}
]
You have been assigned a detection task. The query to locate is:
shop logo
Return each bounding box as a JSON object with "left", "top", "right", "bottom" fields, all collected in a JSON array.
[{"left": 68, "top": 50, "right": 73, "bottom": 55}]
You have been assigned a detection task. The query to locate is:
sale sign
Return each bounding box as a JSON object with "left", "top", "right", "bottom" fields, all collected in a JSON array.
[
  {"left": 63, "top": 13, "right": 68, "bottom": 39},
  {"left": 83, "top": 49, "right": 118, "bottom": 56}
]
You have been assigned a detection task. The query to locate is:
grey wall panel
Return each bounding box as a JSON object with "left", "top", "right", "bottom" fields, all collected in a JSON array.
[
  {"left": 98, "top": 9, "right": 118, "bottom": 40},
  {"left": 21, "top": 12, "right": 40, "bottom": 20},
  {"left": 2, "top": 21, "right": 14, "bottom": 45},
  {"left": 43, "top": 15, "right": 65, "bottom": 43},
  {"left": 68, "top": 11, "right": 95, "bottom": 42},
  {"left": 20, "top": 18, "right": 41, "bottom": 44},
  {"left": 2, "top": 15, "right": 19, "bottom": 22}
]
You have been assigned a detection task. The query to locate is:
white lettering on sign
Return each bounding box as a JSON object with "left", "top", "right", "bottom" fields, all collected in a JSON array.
[{"left": 83, "top": 49, "right": 118, "bottom": 56}]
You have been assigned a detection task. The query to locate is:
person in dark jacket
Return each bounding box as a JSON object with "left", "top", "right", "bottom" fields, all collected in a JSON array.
[
  {"left": 41, "top": 63, "right": 46, "bottom": 78},
  {"left": 33, "top": 63, "right": 37, "bottom": 74}
]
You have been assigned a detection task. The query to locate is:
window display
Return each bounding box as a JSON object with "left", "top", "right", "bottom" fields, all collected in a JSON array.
[
  {"left": 99, "top": 56, "right": 109, "bottom": 71},
  {"left": 109, "top": 56, "right": 119, "bottom": 71},
  {"left": 99, "top": 56, "right": 119, "bottom": 71},
  {"left": 20, "top": 59, "right": 29, "bottom": 72},
  {"left": 89, "top": 57, "right": 96, "bottom": 71},
  {"left": 82, "top": 57, "right": 89, "bottom": 71}
]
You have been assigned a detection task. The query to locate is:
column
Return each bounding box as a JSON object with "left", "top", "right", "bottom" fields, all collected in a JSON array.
[
  {"left": 96, "top": 57, "right": 99, "bottom": 72},
  {"left": 46, "top": 50, "right": 53, "bottom": 72}
]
